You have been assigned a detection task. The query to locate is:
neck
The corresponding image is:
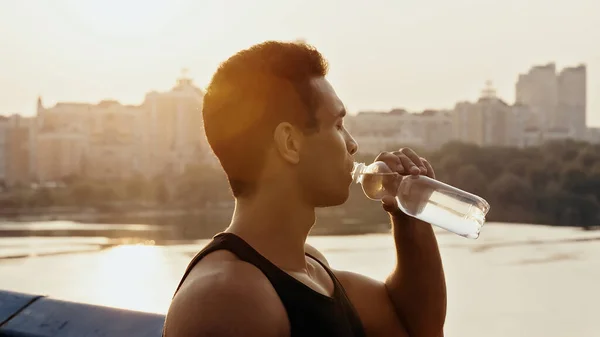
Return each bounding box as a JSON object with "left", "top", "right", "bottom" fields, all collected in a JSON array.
[{"left": 226, "top": 188, "right": 315, "bottom": 271}]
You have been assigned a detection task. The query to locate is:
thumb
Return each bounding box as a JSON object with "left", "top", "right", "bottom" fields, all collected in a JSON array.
[{"left": 381, "top": 195, "right": 399, "bottom": 214}]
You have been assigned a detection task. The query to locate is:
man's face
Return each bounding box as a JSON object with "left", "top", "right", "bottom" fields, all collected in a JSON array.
[{"left": 296, "top": 77, "right": 359, "bottom": 207}]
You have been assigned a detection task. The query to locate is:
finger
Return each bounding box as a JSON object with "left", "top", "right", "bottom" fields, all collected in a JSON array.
[
  {"left": 400, "top": 148, "right": 426, "bottom": 174},
  {"left": 375, "top": 152, "right": 404, "bottom": 174},
  {"left": 395, "top": 153, "right": 420, "bottom": 176},
  {"left": 382, "top": 196, "right": 405, "bottom": 217},
  {"left": 422, "top": 158, "right": 436, "bottom": 179},
  {"left": 382, "top": 174, "right": 401, "bottom": 197},
  {"left": 381, "top": 195, "right": 400, "bottom": 214}
]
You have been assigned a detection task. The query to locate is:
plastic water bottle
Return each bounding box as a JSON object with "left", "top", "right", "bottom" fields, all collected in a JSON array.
[{"left": 352, "top": 161, "right": 490, "bottom": 239}]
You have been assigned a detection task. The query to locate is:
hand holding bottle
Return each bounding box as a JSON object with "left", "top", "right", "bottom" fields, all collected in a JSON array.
[
  {"left": 352, "top": 148, "right": 490, "bottom": 239},
  {"left": 370, "top": 148, "right": 436, "bottom": 216}
]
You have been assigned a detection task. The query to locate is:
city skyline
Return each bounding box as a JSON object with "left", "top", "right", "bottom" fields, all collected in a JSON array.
[
  {"left": 4, "top": 62, "right": 589, "bottom": 120},
  {"left": 1, "top": 0, "right": 599, "bottom": 125}
]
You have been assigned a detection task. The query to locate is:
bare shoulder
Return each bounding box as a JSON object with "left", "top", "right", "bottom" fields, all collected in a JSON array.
[
  {"left": 304, "top": 243, "right": 330, "bottom": 266},
  {"left": 164, "top": 251, "right": 289, "bottom": 337}
]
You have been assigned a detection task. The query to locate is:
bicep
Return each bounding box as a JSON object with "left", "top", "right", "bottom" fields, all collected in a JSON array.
[
  {"left": 334, "top": 270, "right": 409, "bottom": 337},
  {"left": 304, "top": 244, "right": 407, "bottom": 336}
]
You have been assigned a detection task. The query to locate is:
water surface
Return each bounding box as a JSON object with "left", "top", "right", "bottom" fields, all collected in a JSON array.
[{"left": 1, "top": 222, "right": 598, "bottom": 337}]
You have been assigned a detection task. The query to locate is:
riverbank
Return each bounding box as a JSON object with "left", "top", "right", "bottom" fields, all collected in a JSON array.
[
  {"left": 1, "top": 203, "right": 597, "bottom": 242},
  {"left": 0, "top": 214, "right": 392, "bottom": 242}
]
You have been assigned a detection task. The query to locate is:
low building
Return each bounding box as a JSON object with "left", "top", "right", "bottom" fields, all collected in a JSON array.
[{"left": 346, "top": 109, "right": 452, "bottom": 154}]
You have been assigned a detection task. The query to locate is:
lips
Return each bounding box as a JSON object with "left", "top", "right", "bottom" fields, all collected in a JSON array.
[
  {"left": 346, "top": 162, "right": 355, "bottom": 175},
  {"left": 346, "top": 162, "right": 355, "bottom": 182}
]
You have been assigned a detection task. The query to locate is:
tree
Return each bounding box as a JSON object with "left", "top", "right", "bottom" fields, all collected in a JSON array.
[
  {"left": 126, "top": 174, "right": 148, "bottom": 200},
  {"left": 454, "top": 164, "right": 487, "bottom": 197},
  {"left": 560, "top": 165, "right": 588, "bottom": 195},
  {"left": 488, "top": 172, "right": 533, "bottom": 208},
  {"left": 71, "top": 183, "right": 94, "bottom": 206}
]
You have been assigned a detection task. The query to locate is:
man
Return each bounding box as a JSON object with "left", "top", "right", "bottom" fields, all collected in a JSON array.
[{"left": 163, "top": 41, "right": 446, "bottom": 337}]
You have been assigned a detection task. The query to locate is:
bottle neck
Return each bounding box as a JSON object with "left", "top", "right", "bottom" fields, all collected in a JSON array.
[{"left": 351, "top": 162, "right": 366, "bottom": 184}]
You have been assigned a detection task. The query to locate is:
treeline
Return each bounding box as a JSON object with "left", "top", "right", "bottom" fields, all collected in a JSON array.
[
  {"left": 0, "top": 165, "right": 231, "bottom": 211},
  {"left": 2, "top": 140, "right": 600, "bottom": 228},
  {"left": 420, "top": 140, "right": 600, "bottom": 227}
]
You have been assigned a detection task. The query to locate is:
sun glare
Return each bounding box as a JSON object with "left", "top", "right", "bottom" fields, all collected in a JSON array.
[{"left": 87, "top": 243, "right": 177, "bottom": 313}]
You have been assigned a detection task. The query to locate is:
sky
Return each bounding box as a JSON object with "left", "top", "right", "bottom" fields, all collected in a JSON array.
[{"left": 1, "top": 0, "right": 599, "bottom": 125}]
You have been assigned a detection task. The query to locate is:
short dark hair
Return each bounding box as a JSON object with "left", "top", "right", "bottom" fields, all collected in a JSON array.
[{"left": 202, "top": 41, "right": 329, "bottom": 197}]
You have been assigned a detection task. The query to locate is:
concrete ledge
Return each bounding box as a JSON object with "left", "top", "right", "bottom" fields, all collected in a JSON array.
[{"left": 0, "top": 290, "right": 165, "bottom": 337}]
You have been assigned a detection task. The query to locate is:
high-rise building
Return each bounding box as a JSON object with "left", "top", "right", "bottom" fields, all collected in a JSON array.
[
  {"left": 515, "top": 63, "right": 559, "bottom": 130},
  {"left": 558, "top": 65, "right": 586, "bottom": 139},
  {"left": 515, "top": 62, "right": 587, "bottom": 139}
]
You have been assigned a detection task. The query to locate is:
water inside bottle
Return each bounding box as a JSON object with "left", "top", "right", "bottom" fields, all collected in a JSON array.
[
  {"left": 359, "top": 173, "right": 488, "bottom": 239},
  {"left": 398, "top": 189, "right": 485, "bottom": 239},
  {"left": 359, "top": 172, "right": 399, "bottom": 200}
]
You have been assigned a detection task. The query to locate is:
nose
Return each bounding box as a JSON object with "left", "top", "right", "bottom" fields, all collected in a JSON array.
[{"left": 346, "top": 132, "right": 358, "bottom": 155}]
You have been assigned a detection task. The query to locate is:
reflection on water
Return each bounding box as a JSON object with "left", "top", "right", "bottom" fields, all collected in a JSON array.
[
  {"left": 0, "top": 236, "right": 160, "bottom": 259},
  {"left": 1, "top": 223, "right": 599, "bottom": 337},
  {"left": 0, "top": 220, "right": 162, "bottom": 231}
]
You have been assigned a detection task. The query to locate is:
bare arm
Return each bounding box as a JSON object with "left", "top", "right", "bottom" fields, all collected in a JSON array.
[
  {"left": 379, "top": 149, "right": 447, "bottom": 336},
  {"left": 308, "top": 223, "right": 445, "bottom": 337},
  {"left": 308, "top": 148, "right": 447, "bottom": 337},
  {"left": 163, "top": 260, "right": 289, "bottom": 337},
  {"left": 305, "top": 244, "right": 409, "bottom": 337},
  {"left": 384, "top": 215, "right": 446, "bottom": 337}
]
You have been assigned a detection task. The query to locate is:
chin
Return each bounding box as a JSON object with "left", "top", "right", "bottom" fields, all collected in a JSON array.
[{"left": 314, "top": 190, "right": 350, "bottom": 208}]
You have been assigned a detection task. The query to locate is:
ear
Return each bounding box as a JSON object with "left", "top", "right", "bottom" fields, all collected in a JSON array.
[{"left": 273, "top": 122, "right": 303, "bottom": 164}]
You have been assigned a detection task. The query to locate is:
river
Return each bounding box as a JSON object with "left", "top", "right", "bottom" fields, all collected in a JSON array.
[{"left": 1, "top": 222, "right": 599, "bottom": 337}]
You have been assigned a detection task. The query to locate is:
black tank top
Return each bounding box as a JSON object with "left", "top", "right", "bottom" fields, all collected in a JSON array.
[{"left": 168, "top": 232, "right": 366, "bottom": 337}]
